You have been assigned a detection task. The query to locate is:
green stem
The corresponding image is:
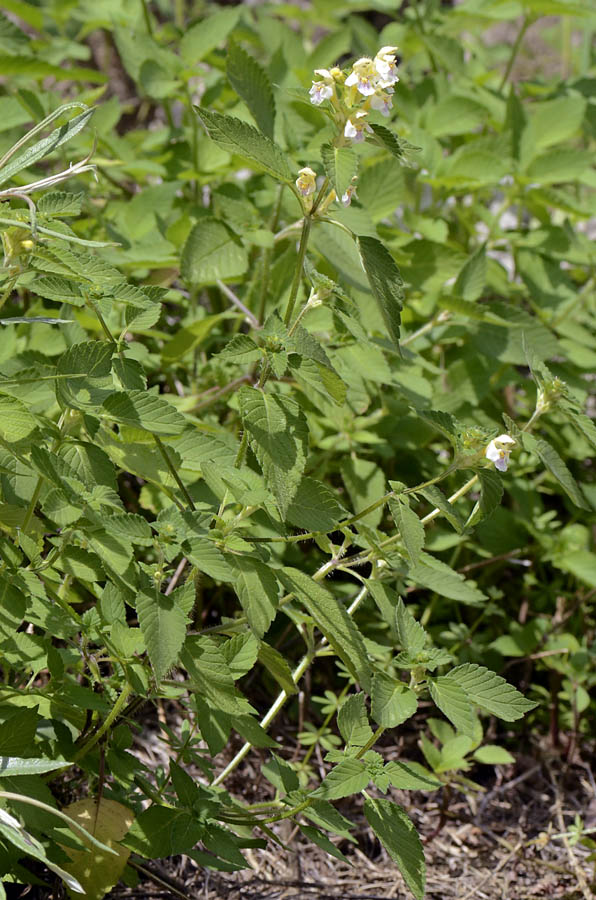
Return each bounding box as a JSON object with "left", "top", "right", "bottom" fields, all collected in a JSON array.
[
  {"left": 20, "top": 478, "right": 43, "bottom": 536},
  {"left": 310, "top": 176, "right": 330, "bottom": 216},
  {"left": 356, "top": 726, "right": 385, "bottom": 759},
  {"left": 215, "top": 430, "right": 249, "bottom": 523},
  {"left": 262, "top": 797, "right": 311, "bottom": 825},
  {"left": 283, "top": 216, "right": 311, "bottom": 328},
  {"left": 86, "top": 296, "right": 118, "bottom": 345},
  {"left": 140, "top": 0, "right": 153, "bottom": 35},
  {"left": 246, "top": 465, "right": 459, "bottom": 544},
  {"left": 212, "top": 585, "right": 369, "bottom": 787},
  {"left": 499, "top": 16, "right": 530, "bottom": 93},
  {"left": 340, "top": 491, "right": 394, "bottom": 529},
  {"left": 72, "top": 682, "right": 133, "bottom": 764},
  {"left": 258, "top": 183, "right": 285, "bottom": 324},
  {"left": 153, "top": 435, "right": 195, "bottom": 510},
  {"left": 212, "top": 648, "right": 315, "bottom": 787}
]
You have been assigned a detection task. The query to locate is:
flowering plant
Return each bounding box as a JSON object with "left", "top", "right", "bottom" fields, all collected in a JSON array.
[{"left": 0, "top": 6, "right": 593, "bottom": 899}]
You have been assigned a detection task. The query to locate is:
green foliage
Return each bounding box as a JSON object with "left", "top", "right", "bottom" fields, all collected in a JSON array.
[{"left": 0, "top": 1, "right": 594, "bottom": 897}]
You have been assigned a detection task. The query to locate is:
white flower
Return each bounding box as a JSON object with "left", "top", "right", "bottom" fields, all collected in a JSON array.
[
  {"left": 309, "top": 69, "right": 334, "bottom": 105},
  {"left": 295, "top": 167, "right": 317, "bottom": 197},
  {"left": 309, "top": 81, "right": 333, "bottom": 105},
  {"left": 345, "top": 57, "right": 378, "bottom": 96},
  {"left": 374, "top": 46, "right": 399, "bottom": 88},
  {"left": 369, "top": 88, "right": 393, "bottom": 117},
  {"left": 340, "top": 182, "right": 357, "bottom": 207},
  {"left": 344, "top": 111, "right": 373, "bottom": 143},
  {"left": 485, "top": 434, "right": 516, "bottom": 473}
]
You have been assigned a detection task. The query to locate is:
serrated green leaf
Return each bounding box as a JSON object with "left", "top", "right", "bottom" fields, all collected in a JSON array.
[
  {"left": 290, "top": 355, "right": 347, "bottom": 407},
  {"left": 560, "top": 401, "right": 596, "bottom": 451},
  {"left": 195, "top": 108, "right": 293, "bottom": 184},
  {"left": 227, "top": 42, "right": 275, "bottom": 139},
  {"left": 182, "top": 636, "right": 255, "bottom": 716},
  {"left": 221, "top": 633, "right": 259, "bottom": 680},
  {"left": 184, "top": 538, "right": 236, "bottom": 582},
  {"left": 312, "top": 758, "right": 370, "bottom": 800},
  {"left": 371, "top": 673, "right": 418, "bottom": 728},
  {"left": 531, "top": 436, "right": 588, "bottom": 509},
  {"left": 390, "top": 497, "right": 425, "bottom": 565},
  {"left": 357, "top": 236, "right": 403, "bottom": 349},
  {"left": 180, "top": 7, "right": 240, "bottom": 65},
  {"left": 414, "top": 408, "right": 459, "bottom": 444},
  {"left": 37, "top": 191, "right": 83, "bottom": 217},
  {"left": 55, "top": 341, "right": 113, "bottom": 411},
  {"left": 337, "top": 693, "right": 374, "bottom": 748},
  {"left": 449, "top": 663, "right": 538, "bottom": 721},
  {"left": 299, "top": 824, "right": 350, "bottom": 864},
  {"left": 218, "top": 335, "right": 262, "bottom": 364},
  {"left": 286, "top": 477, "right": 344, "bottom": 533},
  {"left": 258, "top": 641, "right": 297, "bottom": 695},
  {"left": 0, "top": 106, "right": 94, "bottom": 188},
  {"left": 466, "top": 468, "right": 504, "bottom": 529},
  {"left": 395, "top": 598, "right": 427, "bottom": 656},
  {"left": 454, "top": 245, "right": 486, "bottom": 301},
  {"left": 29, "top": 275, "right": 84, "bottom": 306},
  {"left": 428, "top": 676, "right": 475, "bottom": 737},
  {"left": 230, "top": 557, "right": 278, "bottom": 639},
  {"left": 87, "top": 528, "right": 133, "bottom": 576},
  {"left": 279, "top": 567, "right": 371, "bottom": 692},
  {"left": 384, "top": 760, "right": 441, "bottom": 791},
  {"left": 321, "top": 144, "right": 358, "bottom": 200},
  {"left": 473, "top": 745, "right": 515, "bottom": 765},
  {"left": 102, "top": 391, "right": 186, "bottom": 435},
  {"left": 408, "top": 552, "right": 486, "bottom": 606},
  {"left": 418, "top": 484, "right": 464, "bottom": 534},
  {"left": 181, "top": 217, "right": 249, "bottom": 286},
  {"left": 368, "top": 123, "right": 409, "bottom": 162},
  {"left": 364, "top": 799, "right": 425, "bottom": 900},
  {"left": 60, "top": 545, "right": 104, "bottom": 582},
  {"left": 238, "top": 387, "right": 308, "bottom": 516},
  {"left": 136, "top": 586, "right": 188, "bottom": 682},
  {"left": 0, "top": 394, "right": 37, "bottom": 443}
]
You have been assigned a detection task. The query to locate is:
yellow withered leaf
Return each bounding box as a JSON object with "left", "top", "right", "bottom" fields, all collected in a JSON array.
[{"left": 61, "top": 797, "right": 135, "bottom": 900}]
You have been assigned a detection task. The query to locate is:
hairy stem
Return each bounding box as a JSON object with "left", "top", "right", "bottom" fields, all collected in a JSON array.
[
  {"left": 72, "top": 682, "right": 133, "bottom": 764},
  {"left": 283, "top": 216, "right": 311, "bottom": 328}
]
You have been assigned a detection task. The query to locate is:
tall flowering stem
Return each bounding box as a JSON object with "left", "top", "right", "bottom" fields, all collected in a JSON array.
[{"left": 283, "top": 216, "right": 311, "bottom": 328}]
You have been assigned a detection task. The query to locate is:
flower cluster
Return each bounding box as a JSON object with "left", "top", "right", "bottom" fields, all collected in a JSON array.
[
  {"left": 308, "top": 47, "right": 399, "bottom": 144},
  {"left": 485, "top": 434, "right": 516, "bottom": 473}
]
